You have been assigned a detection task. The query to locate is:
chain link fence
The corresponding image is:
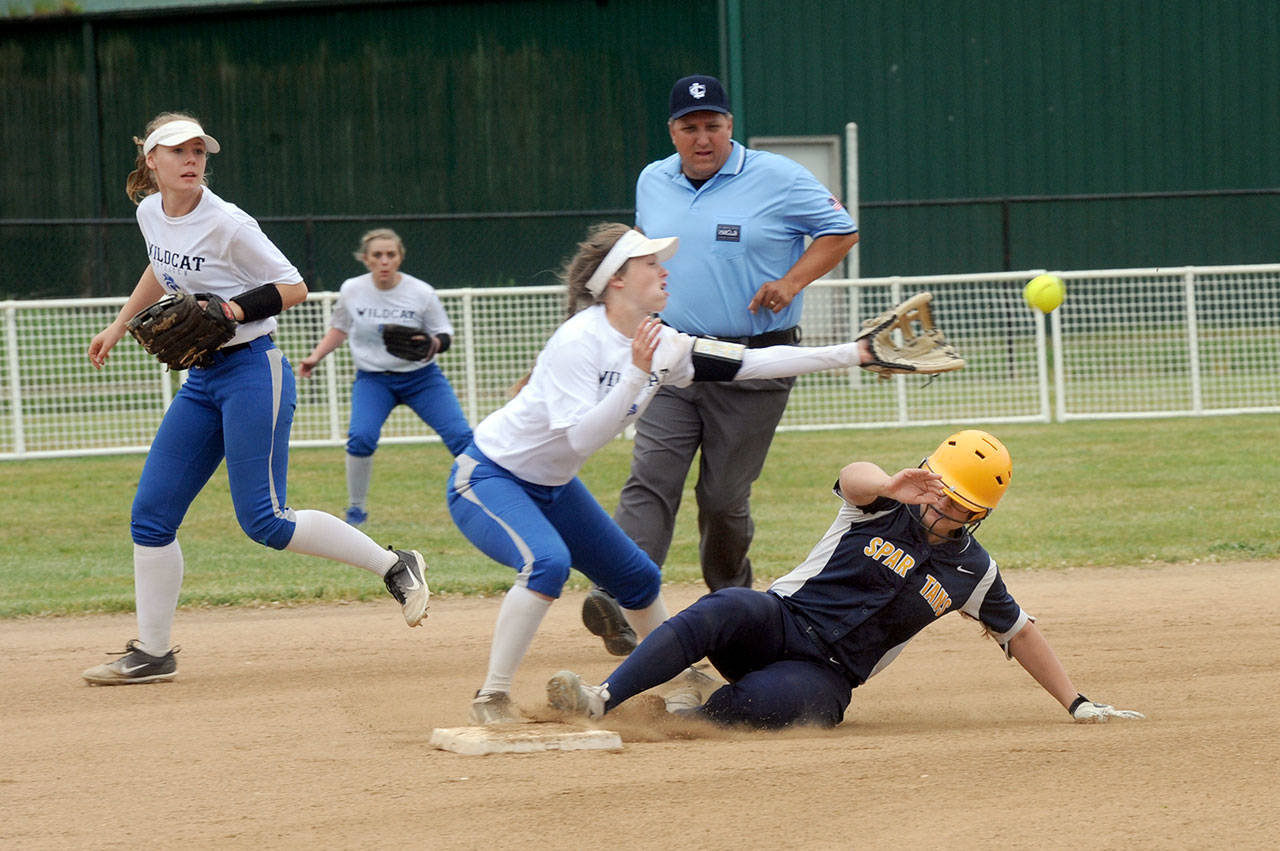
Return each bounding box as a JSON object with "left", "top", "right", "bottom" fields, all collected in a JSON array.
[{"left": 2, "top": 264, "right": 1277, "bottom": 459}]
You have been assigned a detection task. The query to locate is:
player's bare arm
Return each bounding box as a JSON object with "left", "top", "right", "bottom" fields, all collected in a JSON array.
[
  {"left": 88, "top": 266, "right": 167, "bottom": 369},
  {"left": 298, "top": 326, "right": 349, "bottom": 378},
  {"left": 1008, "top": 620, "right": 1145, "bottom": 722},
  {"left": 748, "top": 232, "right": 859, "bottom": 313},
  {"left": 1007, "top": 621, "right": 1079, "bottom": 709},
  {"left": 276, "top": 280, "right": 308, "bottom": 311},
  {"left": 837, "top": 461, "right": 944, "bottom": 506}
]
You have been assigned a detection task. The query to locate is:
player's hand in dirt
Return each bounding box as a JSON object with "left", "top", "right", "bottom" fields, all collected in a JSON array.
[{"left": 1071, "top": 700, "right": 1145, "bottom": 723}]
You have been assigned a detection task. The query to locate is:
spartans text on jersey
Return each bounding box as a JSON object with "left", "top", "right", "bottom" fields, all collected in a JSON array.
[{"left": 862, "top": 536, "right": 917, "bottom": 577}]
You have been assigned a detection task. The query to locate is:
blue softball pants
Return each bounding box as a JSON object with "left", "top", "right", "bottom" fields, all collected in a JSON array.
[
  {"left": 347, "top": 364, "right": 472, "bottom": 457},
  {"left": 603, "top": 587, "right": 854, "bottom": 728},
  {"left": 131, "top": 336, "right": 298, "bottom": 550},
  {"left": 446, "top": 445, "right": 662, "bottom": 607}
]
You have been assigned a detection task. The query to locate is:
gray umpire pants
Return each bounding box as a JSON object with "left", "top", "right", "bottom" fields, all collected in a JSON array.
[{"left": 613, "top": 376, "right": 793, "bottom": 590}]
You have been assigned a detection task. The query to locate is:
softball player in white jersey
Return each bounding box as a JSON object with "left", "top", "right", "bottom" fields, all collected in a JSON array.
[
  {"left": 298, "top": 228, "right": 472, "bottom": 526},
  {"left": 83, "top": 113, "right": 428, "bottom": 686},
  {"left": 449, "top": 222, "right": 876, "bottom": 724}
]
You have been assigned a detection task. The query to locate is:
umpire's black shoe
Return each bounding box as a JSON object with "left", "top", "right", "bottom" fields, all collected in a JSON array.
[
  {"left": 82, "top": 639, "right": 179, "bottom": 685},
  {"left": 582, "top": 588, "right": 638, "bottom": 656},
  {"left": 384, "top": 548, "right": 430, "bottom": 627}
]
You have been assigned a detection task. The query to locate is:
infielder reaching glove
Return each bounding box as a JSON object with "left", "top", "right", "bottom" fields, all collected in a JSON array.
[
  {"left": 382, "top": 324, "right": 439, "bottom": 361},
  {"left": 126, "top": 291, "right": 238, "bottom": 371},
  {"left": 855, "top": 291, "right": 965, "bottom": 378}
]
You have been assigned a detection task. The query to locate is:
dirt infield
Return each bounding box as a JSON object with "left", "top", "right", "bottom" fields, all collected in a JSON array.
[{"left": 3, "top": 561, "right": 1277, "bottom": 849}]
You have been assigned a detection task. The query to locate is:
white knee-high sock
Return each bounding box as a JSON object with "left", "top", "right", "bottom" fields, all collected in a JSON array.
[
  {"left": 480, "top": 583, "right": 553, "bottom": 695},
  {"left": 345, "top": 453, "right": 374, "bottom": 510},
  {"left": 134, "top": 541, "right": 184, "bottom": 655},
  {"left": 284, "top": 509, "right": 397, "bottom": 576},
  {"left": 623, "top": 593, "right": 670, "bottom": 639}
]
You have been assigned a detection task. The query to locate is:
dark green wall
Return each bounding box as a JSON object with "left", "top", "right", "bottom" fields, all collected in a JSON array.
[
  {"left": 2, "top": 0, "right": 1277, "bottom": 298},
  {"left": 737, "top": 0, "right": 1279, "bottom": 274},
  {"left": 1, "top": 0, "right": 718, "bottom": 296}
]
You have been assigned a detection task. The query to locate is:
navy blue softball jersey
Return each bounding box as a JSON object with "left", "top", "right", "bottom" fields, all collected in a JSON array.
[{"left": 769, "top": 486, "right": 1032, "bottom": 686}]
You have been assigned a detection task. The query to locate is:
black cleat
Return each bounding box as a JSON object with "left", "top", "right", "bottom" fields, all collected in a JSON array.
[
  {"left": 384, "top": 548, "right": 430, "bottom": 627},
  {"left": 581, "top": 588, "right": 638, "bottom": 656},
  {"left": 83, "top": 639, "right": 178, "bottom": 685}
]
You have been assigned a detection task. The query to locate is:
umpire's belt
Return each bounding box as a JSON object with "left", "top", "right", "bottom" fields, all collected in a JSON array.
[{"left": 708, "top": 326, "right": 801, "bottom": 348}]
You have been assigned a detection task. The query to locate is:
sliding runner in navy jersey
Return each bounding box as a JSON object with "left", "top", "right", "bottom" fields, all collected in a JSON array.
[{"left": 549, "top": 430, "right": 1145, "bottom": 727}]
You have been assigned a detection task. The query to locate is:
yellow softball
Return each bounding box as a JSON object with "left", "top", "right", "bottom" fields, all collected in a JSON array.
[{"left": 1023, "top": 274, "right": 1066, "bottom": 313}]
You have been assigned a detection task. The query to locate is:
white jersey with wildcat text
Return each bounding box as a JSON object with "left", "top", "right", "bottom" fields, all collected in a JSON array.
[
  {"left": 473, "top": 305, "right": 680, "bottom": 486},
  {"left": 136, "top": 188, "right": 301, "bottom": 347},
  {"left": 330, "top": 272, "right": 455, "bottom": 373}
]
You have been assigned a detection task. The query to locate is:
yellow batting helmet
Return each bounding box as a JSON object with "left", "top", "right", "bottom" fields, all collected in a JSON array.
[{"left": 923, "top": 430, "right": 1012, "bottom": 519}]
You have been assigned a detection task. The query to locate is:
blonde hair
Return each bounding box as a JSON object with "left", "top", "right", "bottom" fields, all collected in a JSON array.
[
  {"left": 354, "top": 228, "right": 406, "bottom": 263},
  {"left": 560, "top": 221, "right": 633, "bottom": 319},
  {"left": 125, "top": 111, "right": 211, "bottom": 205}
]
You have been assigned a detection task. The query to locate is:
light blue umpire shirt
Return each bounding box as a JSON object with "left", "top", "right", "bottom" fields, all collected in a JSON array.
[{"left": 635, "top": 139, "right": 857, "bottom": 338}]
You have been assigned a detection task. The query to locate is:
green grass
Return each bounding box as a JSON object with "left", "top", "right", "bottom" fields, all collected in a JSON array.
[{"left": 2, "top": 415, "right": 1277, "bottom": 618}]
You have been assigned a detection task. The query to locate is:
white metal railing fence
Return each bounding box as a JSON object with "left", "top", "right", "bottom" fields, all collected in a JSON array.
[
  {"left": 2, "top": 264, "right": 1277, "bottom": 459},
  {"left": 1048, "top": 265, "right": 1280, "bottom": 420}
]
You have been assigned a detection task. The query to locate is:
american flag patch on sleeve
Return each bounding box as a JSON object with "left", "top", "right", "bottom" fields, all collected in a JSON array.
[{"left": 828, "top": 195, "right": 845, "bottom": 210}]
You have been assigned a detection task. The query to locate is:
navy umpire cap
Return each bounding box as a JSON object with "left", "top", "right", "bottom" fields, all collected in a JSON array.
[{"left": 669, "top": 75, "right": 731, "bottom": 120}]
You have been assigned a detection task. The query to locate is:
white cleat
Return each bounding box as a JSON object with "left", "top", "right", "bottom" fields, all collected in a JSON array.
[
  {"left": 468, "top": 691, "right": 523, "bottom": 725},
  {"left": 546, "top": 670, "right": 608, "bottom": 721}
]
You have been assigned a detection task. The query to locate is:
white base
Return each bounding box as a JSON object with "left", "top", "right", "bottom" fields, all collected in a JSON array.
[{"left": 429, "top": 723, "right": 623, "bottom": 755}]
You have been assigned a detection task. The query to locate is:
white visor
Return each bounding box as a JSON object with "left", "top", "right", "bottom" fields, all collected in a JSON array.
[
  {"left": 143, "top": 119, "right": 221, "bottom": 155},
  {"left": 584, "top": 229, "right": 679, "bottom": 296}
]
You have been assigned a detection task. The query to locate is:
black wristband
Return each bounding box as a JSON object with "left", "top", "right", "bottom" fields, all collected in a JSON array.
[
  {"left": 230, "top": 284, "right": 284, "bottom": 323},
  {"left": 1068, "top": 694, "right": 1090, "bottom": 715},
  {"left": 435, "top": 332, "right": 452, "bottom": 354}
]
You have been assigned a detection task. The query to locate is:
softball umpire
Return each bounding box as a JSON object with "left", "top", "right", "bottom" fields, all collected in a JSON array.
[
  {"left": 83, "top": 114, "right": 428, "bottom": 685},
  {"left": 549, "top": 430, "right": 1145, "bottom": 727}
]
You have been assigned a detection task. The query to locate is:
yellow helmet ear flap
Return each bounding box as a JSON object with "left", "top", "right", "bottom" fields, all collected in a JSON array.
[{"left": 923, "top": 430, "right": 1012, "bottom": 517}]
